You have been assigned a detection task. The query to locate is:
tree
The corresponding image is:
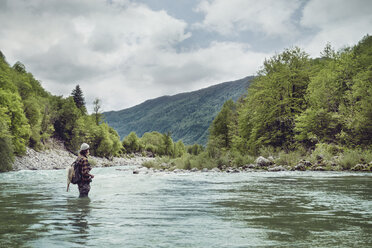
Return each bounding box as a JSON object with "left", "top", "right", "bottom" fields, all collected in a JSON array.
[
  {"left": 0, "top": 89, "right": 31, "bottom": 154},
  {"left": 122, "top": 132, "right": 140, "bottom": 153},
  {"left": 0, "top": 107, "right": 14, "bottom": 171},
  {"left": 13, "top": 61, "right": 26, "bottom": 73},
  {"left": 162, "top": 131, "right": 174, "bottom": 156},
  {"left": 239, "top": 47, "right": 311, "bottom": 153},
  {"left": 71, "top": 85, "right": 86, "bottom": 113},
  {"left": 209, "top": 99, "right": 237, "bottom": 149},
  {"left": 93, "top": 98, "right": 102, "bottom": 125}
]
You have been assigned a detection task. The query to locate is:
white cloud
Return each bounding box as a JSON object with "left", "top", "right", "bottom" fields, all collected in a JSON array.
[
  {"left": 194, "top": 0, "right": 301, "bottom": 37},
  {"left": 0, "top": 0, "right": 268, "bottom": 111},
  {"left": 300, "top": 0, "right": 372, "bottom": 56}
]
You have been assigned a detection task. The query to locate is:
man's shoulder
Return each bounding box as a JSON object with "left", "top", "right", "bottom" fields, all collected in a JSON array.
[{"left": 77, "top": 156, "right": 88, "bottom": 163}]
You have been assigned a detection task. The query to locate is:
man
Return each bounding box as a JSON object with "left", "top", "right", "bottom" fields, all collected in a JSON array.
[{"left": 77, "top": 143, "right": 94, "bottom": 197}]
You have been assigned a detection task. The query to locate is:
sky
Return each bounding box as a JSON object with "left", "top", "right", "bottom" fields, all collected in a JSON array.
[{"left": 0, "top": 0, "right": 371, "bottom": 112}]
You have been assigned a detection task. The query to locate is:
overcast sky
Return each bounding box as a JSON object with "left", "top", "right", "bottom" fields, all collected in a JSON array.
[{"left": 0, "top": 0, "right": 371, "bottom": 112}]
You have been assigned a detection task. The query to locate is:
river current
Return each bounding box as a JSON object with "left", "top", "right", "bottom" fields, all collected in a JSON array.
[{"left": 0, "top": 166, "right": 371, "bottom": 247}]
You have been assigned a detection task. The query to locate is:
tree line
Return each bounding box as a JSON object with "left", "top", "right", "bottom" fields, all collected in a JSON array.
[
  {"left": 144, "top": 35, "right": 372, "bottom": 171},
  {"left": 206, "top": 35, "right": 372, "bottom": 168},
  {"left": 0, "top": 53, "right": 123, "bottom": 171}
]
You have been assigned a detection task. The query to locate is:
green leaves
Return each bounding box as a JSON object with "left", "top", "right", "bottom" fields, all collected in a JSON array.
[
  {"left": 212, "top": 35, "right": 372, "bottom": 155},
  {"left": 238, "top": 47, "right": 311, "bottom": 152}
]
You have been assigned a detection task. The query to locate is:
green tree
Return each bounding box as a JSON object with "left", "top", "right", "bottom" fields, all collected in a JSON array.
[
  {"left": 209, "top": 99, "right": 236, "bottom": 149},
  {"left": 93, "top": 98, "right": 102, "bottom": 125},
  {"left": 174, "top": 140, "right": 186, "bottom": 157},
  {"left": 0, "top": 107, "right": 14, "bottom": 171},
  {"left": 122, "top": 132, "right": 140, "bottom": 153},
  {"left": 239, "top": 47, "right": 311, "bottom": 153},
  {"left": 0, "top": 89, "right": 30, "bottom": 154},
  {"left": 162, "top": 132, "right": 174, "bottom": 156},
  {"left": 71, "top": 85, "right": 86, "bottom": 113},
  {"left": 53, "top": 97, "right": 82, "bottom": 150}
]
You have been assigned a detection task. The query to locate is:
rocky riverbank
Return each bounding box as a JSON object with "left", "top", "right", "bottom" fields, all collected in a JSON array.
[
  {"left": 138, "top": 155, "right": 372, "bottom": 174},
  {"left": 12, "top": 140, "right": 154, "bottom": 171}
]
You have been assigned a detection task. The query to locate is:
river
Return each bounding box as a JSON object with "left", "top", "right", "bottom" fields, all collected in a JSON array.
[{"left": 0, "top": 166, "right": 371, "bottom": 247}]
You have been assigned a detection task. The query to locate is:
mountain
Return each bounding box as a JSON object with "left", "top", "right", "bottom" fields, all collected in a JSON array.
[{"left": 103, "top": 76, "right": 254, "bottom": 145}]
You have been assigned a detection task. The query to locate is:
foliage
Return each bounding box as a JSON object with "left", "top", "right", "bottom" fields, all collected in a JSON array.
[
  {"left": 122, "top": 132, "right": 141, "bottom": 153},
  {"left": 93, "top": 98, "right": 102, "bottom": 125},
  {"left": 0, "top": 89, "right": 30, "bottom": 154},
  {"left": 238, "top": 47, "right": 311, "bottom": 153},
  {"left": 0, "top": 52, "right": 128, "bottom": 171},
  {"left": 209, "top": 99, "right": 237, "bottom": 149},
  {"left": 123, "top": 131, "right": 186, "bottom": 158},
  {"left": 0, "top": 108, "right": 14, "bottom": 171},
  {"left": 338, "top": 148, "right": 372, "bottom": 170},
  {"left": 71, "top": 85, "right": 86, "bottom": 114}
]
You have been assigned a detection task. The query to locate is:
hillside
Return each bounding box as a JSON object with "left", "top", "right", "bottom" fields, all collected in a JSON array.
[{"left": 104, "top": 76, "right": 253, "bottom": 145}]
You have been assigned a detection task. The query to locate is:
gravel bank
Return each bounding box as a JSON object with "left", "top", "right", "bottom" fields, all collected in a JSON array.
[{"left": 12, "top": 142, "right": 154, "bottom": 171}]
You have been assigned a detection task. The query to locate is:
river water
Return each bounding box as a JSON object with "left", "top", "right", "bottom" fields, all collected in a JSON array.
[{"left": 0, "top": 166, "right": 371, "bottom": 247}]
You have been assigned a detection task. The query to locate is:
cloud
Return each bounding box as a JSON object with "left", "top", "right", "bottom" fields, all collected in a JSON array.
[
  {"left": 84, "top": 41, "right": 268, "bottom": 112},
  {"left": 300, "top": 0, "right": 372, "bottom": 56},
  {"left": 194, "top": 0, "right": 302, "bottom": 37},
  {"left": 0, "top": 0, "right": 268, "bottom": 111}
]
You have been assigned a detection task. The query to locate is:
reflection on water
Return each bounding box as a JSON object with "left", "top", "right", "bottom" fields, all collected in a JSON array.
[
  {"left": 65, "top": 197, "right": 92, "bottom": 246},
  {"left": 0, "top": 168, "right": 371, "bottom": 247}
]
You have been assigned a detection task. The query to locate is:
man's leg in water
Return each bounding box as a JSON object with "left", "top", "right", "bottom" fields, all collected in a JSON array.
[{"left": 78, "top": 183, "right": 91, "bottom": 197}]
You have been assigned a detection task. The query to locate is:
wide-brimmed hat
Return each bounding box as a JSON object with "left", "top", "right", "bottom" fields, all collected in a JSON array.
[{"left": 79, "top": 143, "right": 90, "bottom": 152}]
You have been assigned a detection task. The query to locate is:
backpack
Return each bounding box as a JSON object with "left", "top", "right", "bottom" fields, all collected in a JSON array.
[{"left": 66, "top": 158, "right": 82, "bottom": 192}]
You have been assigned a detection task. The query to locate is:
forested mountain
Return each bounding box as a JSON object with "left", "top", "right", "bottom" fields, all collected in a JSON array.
[{"left": 104, "top": 77, "right": 253, "bottom": 145}]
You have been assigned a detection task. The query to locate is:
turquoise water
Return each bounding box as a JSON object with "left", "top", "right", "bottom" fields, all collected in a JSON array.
[{"left": 0, "top": 166, "right": 371, "bottom": 247}]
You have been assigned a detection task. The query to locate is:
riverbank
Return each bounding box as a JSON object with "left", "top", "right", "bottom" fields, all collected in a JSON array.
[
  {"left": 140, "top": 152, "right": 372, "bottom": 173},
  {"left": 12, "top": 140, "right": 154, "bottom": 171}
]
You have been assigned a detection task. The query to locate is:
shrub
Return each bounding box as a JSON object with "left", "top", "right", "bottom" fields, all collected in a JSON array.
[
  {"left": 338, "top": 149, "right": 372, "bottom": 170},
  {"left": 275, "top": 150, "right": 304, "bottom": 167},
  {"left": 259, "top": 146, "right": 276, "bottom": 158}
]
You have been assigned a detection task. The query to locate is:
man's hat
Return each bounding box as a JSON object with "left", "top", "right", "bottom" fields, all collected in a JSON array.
[{"left": 80, "top": 143, "right": 90, "bottom": 152}]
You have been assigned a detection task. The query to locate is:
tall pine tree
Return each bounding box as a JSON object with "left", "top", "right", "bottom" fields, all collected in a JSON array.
[{"left": 71, "top": 85, "right": 86, "bottom": 113}]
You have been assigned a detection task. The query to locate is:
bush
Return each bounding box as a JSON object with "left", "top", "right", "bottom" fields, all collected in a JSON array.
[
  {"left": 338, "top": 149, "right": 372, "bottom": 170},
  {"left": 231, "top": 151, "right": 255, "bottom": 166},
  {"left": 259, "top": 146, "right": 276, "bottom": 158},
  {"left": 275, "top": 150, "right": 305, "bottom": 167},
  {"left": 309, "top": 143, "right": 341, "bottom": 164}
]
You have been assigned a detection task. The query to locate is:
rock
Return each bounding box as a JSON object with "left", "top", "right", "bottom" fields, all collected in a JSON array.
[
  {"left": 303, "top": 161, "right": 312, "bottom": 167},
  {"left": 255, "top": 156, "right": 271, "bottom": 167},
  {"left": 211, "top": 168, "right": 221, "bottom": 172},
  {"left": 246, "top": 164, "right": 256, "bottom": 169},
  {"left": 190, "top": 168, "right": 199, "bottom": 172},
  {"left": 201, "top": 168, "right": 209, "bottom": 172},
  {"left": 312, "top": 166, "right": 325, "bottom": 171},
  {"left": 294, "top": 164, "right": 306, "bottom": 171},
  {"left": 351, "top": 164, "right": 368, "bottom": 171},
  {"left": 268, "top": 166, "right": 286, "bottom": 172},
  {"left": 133, "top": 170, "right": 140, "bottom": 174}
]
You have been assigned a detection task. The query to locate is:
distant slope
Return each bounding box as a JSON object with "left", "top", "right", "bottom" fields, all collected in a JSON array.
[{"left": 103, "top": 76, "right": 253, "bottom": 145}]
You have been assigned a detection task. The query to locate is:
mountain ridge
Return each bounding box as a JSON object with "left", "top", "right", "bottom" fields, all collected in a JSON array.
[{"left": 104, "top": 76, "right": 254, "bottom": 145}]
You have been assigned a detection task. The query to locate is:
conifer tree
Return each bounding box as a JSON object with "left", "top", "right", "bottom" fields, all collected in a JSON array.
[{"left": 71, "top": 85, "right": 86, "bottom": 113}]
